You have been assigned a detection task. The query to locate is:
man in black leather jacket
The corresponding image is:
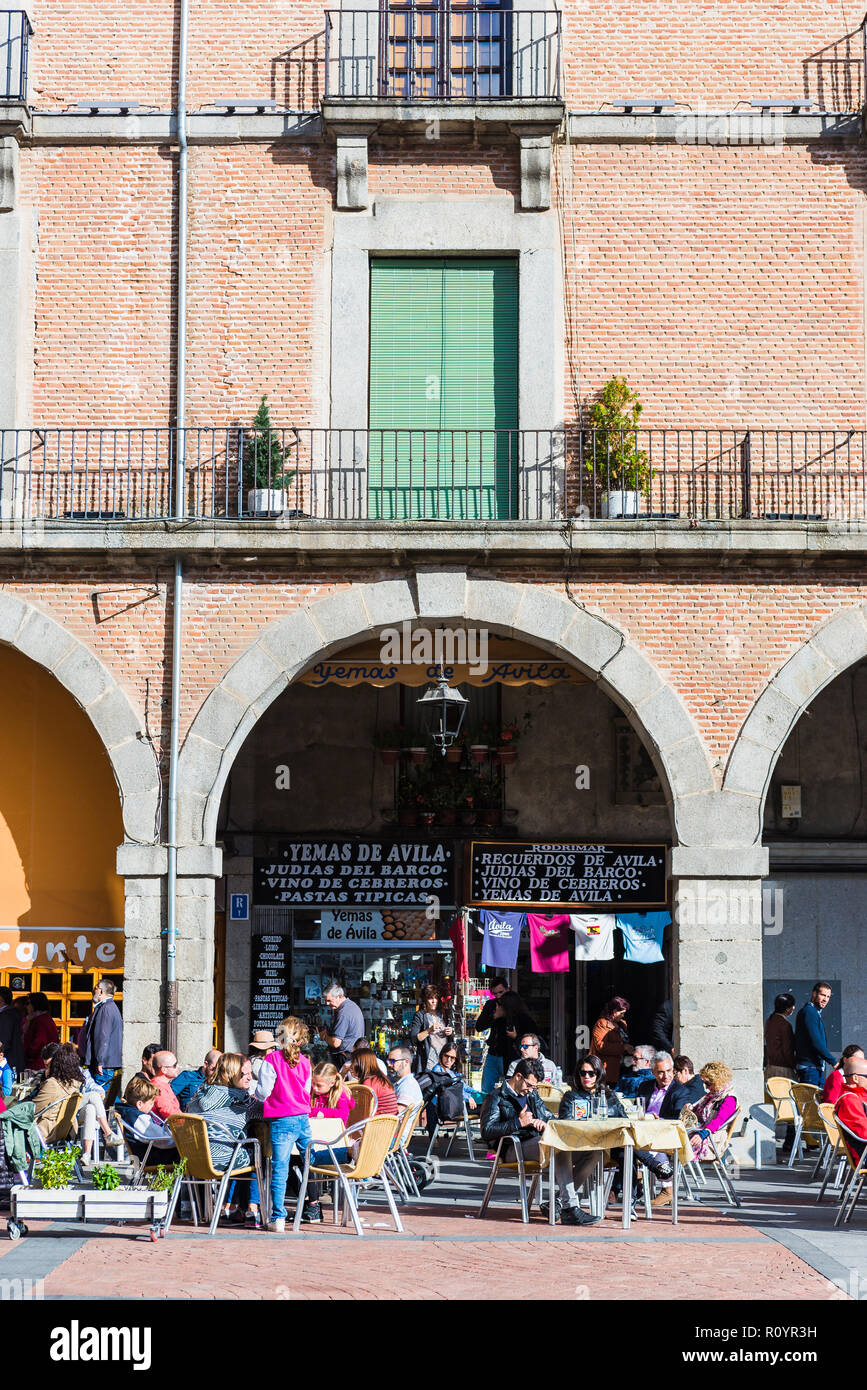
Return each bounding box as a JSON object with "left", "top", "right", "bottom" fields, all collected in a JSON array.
[{"left": 480, "top": 1059, "right": 600, "bottom": 1227}]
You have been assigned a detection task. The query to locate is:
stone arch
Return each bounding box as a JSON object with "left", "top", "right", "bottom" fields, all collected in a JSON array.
[
  {"left": 722, "top": 603, "right": 867, "bottom": 843},
  {"left": 0, "top": 590, "right": 161, "bottom": 845},
  {"left": 177, "top": 570, "right": 718, "bottom": 847}
]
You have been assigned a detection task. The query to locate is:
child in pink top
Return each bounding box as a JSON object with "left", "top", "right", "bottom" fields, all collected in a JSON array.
[{"left": 309, "top": 1063, "right": 357, "bottom": 1176}]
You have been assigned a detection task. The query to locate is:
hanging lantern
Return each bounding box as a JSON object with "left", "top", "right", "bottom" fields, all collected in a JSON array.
[{"left": 416, "top": 672, "right": 468, "bottom": 755}]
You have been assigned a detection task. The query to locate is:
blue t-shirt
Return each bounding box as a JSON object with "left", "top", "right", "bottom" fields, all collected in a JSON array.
[
  {"left": 481, "top": 911, "right": 524, "bottom": 970},
  {"left": 616, "top": 911, "right": 671, "bottom": 964}
]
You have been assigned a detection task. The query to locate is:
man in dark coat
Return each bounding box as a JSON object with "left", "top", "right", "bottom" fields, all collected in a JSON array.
[
  {"left": 0, "top": 987, "right": 24, "bottom": 1076},
  {"left": 78, "top": 978, "right": 123, "bottom": 1086}
]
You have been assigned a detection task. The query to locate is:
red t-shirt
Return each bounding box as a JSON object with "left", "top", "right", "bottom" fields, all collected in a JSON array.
[{"left": 362, "top": 1076, "right": 399, "bottom": 1116}]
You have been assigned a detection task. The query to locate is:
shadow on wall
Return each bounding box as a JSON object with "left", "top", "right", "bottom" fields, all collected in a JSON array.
[
  {"left": 271, "top": 31, "right": 325, "bottom": 111},
  {"left": 803, "top": 28, "right": 865, "bottom": 111}
]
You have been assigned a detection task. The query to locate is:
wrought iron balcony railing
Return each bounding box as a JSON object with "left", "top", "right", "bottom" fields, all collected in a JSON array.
[
  {"left": 1, "top": 427, "right": 866, "bottom": 525},
  {"left": 324, "top": 6, "right": 561, "bottom": 102},
  {"left": 1, "top": 11, "right": 30, "bottom": 102}
]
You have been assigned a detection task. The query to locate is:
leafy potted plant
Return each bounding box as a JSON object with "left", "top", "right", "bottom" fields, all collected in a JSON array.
[
  {"left": 584, "top": 376, "right": 650, "bottom": 519},
  {"left": 445, "top": 731, "right": 466, "bottom": 765},
  {"left": 243, "top": 395, "right": 297, "bottom": 517},
  {"left": 495, "top": 712, "right": 531, "bottom": 764},
  {"left": 375, "top": 725, "right": 405, "bottom": 766},
  {"left": 397, "top": 775, "right": 419, "bottom": 827},
  {"left": 475, "top": 769, "right": 503, "bottom": 827},
  {"left": 429, "top": 780, "right": 457, "bottom": 827}
]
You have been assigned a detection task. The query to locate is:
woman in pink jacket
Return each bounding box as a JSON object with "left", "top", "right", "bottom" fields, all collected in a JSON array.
[{"left": 254, "top": 1016, "right": 312, "bottom": 1232}]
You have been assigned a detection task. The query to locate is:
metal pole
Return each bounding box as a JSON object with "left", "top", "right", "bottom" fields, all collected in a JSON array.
[{"left": 166, "top": 0, "right": 190, "bottom": 1055}]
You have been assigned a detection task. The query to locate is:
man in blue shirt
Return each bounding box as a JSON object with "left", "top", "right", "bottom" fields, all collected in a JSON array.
[
  {"left": 616, "top": 1044, "right": 655, "bottom": 1098},
  {"left": 794, "top": 982, "right": 836, "bottom": 1088}
]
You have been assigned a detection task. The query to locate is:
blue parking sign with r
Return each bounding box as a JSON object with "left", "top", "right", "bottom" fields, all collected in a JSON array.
[{"left": 230, "top": 893, "right": 249, "bottom": 921}]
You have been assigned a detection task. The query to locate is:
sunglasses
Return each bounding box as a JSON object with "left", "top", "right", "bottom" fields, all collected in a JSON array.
[
  {"left": 579, "top": 1069, "right": 596, "bottom": 1077},
  {"left": 519, "top": 1042, "right": 535, "bottom": 1049}
]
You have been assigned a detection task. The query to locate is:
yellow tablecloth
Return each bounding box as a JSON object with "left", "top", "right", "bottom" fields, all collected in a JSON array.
[
  {"left": 540, "top": 1117, "right": 634, "bottom": 1155},
  {"left": 540, "top": 1116, "right": 692, "bottom": 1164},
  {"left": 629, "top": 1117, "right": 693, "bottom": 1164}
]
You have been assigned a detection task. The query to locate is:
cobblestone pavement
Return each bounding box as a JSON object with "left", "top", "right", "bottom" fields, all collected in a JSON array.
[{"left": 0, "top": 1158, "right": 853, "bottom": 1302}]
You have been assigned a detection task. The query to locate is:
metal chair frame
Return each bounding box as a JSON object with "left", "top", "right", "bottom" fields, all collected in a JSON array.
[
  {"left": 425, "top": 1090, "right": 477, "bottom": 1162},
  {"left": 294, "top": 1114, "right": 403, "bottom": 1237},
  {"left": 685, "top": 1108, "right": 743, "bottom": 1207},
  {"left": 165, "top": 1113, "right": 268, "bottom": 1237},
  {"left": 833, "top": 1119, "right": 867, "bottom": 1228},
  {"left": 476, "top": 1133, "right": 547, "bottom": 1223},
  {"left": 787, "top": 1083, "right": 824, "bottom": 1167}
]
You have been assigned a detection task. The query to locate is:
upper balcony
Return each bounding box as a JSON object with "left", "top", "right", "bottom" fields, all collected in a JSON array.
[
  {"left": 321, "top": 4, "right": 563, "bottom": 133},
  {"left": 0, "top": 10, "right": 30, "bottom": 130}
]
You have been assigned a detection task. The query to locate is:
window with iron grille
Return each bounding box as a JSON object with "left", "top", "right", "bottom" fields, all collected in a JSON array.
[{"left": 380, "top": 0, "right": 512, "bottom": 101}]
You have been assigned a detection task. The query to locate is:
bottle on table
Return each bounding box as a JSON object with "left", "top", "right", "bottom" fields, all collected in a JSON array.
[{"left": 598, "top": 1089, "right": 609, "bottom": 1120}]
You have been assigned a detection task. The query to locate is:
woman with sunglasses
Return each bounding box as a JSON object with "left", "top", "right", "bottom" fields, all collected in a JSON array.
[
  {"left": 426, "top": 1042, "right": 484, "bottom": 1120},
  {"left": 558, "top": 1054, "right": 629, "bottom": 1220}
]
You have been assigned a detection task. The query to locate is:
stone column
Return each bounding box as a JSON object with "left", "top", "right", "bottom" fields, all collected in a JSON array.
[
  {"left": 117, "top": 843, "right": 221, "bottom": 1074},
  {"left": 0, "top": 134, "right": 37, "bottom": 518},
  {"left": 671, "top": 846, "right": 770, "bottom": 1109}
]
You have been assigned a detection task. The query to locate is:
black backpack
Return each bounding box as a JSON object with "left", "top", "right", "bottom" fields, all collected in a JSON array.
[{"left": 436, "top": 1078, "right": 466, "bottom": 1121}]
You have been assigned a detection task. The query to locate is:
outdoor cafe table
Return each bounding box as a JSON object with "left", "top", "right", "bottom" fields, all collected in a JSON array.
[{"left": 540, "top": 1116, "right": 693, "bottom": 1229}]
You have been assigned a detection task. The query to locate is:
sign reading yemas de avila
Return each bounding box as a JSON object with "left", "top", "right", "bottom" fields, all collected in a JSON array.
[
  {"left": 255, "top": 840, "right": 457, "bottom": 907},
  {"left": 468, "top": 842, "right": 668, "bottom": 910}
]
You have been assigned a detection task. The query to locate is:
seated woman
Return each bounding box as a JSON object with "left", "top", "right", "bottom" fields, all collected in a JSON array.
[
  {"left": 685, "top": 1061, "right": 738, "bottom": 1161},
  {"left": 423, "top": 1042, "right": 483, "bottom": 1134},
  {"left": 822, "top": 1044, "right": 865, "bottom": 1106},
  {"left": 558, "top": 1054, "right": 628, "bottom": 1223},
  {"left": 33, "top": 1043, "right": 84, "bottom": 1142},
  {"left": 187, "top": 1052, "right": 261, "bottom": 1227},
  {"left": 349, "top": 1048, "right": 399, "bottom": 1116}
]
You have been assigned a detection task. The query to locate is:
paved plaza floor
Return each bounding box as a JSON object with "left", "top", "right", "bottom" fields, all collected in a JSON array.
[{"left": 1, "top": 1148, "right": 862, "bottom": 1303}]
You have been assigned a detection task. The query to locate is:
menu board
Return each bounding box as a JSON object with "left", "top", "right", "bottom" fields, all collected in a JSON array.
[
  {"left": 250, "top": 931, "right": 291, "bottom": 1032},
  {"left": 254, "top": 840, "right": 456, "bottom": 907},
  {"left": 468, "top": 841, "right": 668, "bottom": 909}
]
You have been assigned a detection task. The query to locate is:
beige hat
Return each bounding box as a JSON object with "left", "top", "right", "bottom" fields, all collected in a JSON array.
[{"left": 249, "top": 1029, "right": 277, "bottom": 1053}]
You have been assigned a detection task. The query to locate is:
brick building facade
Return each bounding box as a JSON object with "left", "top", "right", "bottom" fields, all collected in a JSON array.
[{"left": 3, "top": 2, "right": 867, "bottom": 1100}]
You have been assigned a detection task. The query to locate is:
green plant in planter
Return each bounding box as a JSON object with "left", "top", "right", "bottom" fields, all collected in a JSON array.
[
  {"left": 584, "top": 377, "right": 650, "bottom": 493},
  {"left": 474, "top": 768, "right": 504, "bottom": 809},
  {"left": 145, "top": 1158, "right": 187, "bottom": 1191},
  {"left": 34, "top": 1147, "right": 81, "bottom": 1189},
  {"left": 91, "top": 1164, "right": 121, "bottom": 1191},
  {"left": 243, "top": 395, "right": 297, "bottom": 493}
]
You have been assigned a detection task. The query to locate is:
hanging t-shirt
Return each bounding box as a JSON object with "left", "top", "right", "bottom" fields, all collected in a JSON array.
[
  {"left": 448, "top": 914, "right": 469, "bottom": 982},
  {"left": 527, "top": 914, "right": 571, "bottom": 974},
  {"left": 480, "top": 911, "right": 525, "bottom": 970},
  {"left": 616, "top": 911, "right": 671, "bottom": 965},
  {"left": 570, "top": 914, "right": 616, "bottom": 962}
]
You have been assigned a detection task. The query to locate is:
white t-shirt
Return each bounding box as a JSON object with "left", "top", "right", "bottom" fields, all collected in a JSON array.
[{"left": 570, "top": 914, "right": 616, "bottom": 961}]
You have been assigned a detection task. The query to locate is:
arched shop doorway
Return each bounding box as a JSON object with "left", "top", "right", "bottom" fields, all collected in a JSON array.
[
  {"left": 0, "top": 646, "right": 125, "bottom": 1041},
  {"left": 761, "top": 656, "right": 867, "bottom": 1052},
  {"left": 217, "top": 631, "right": 675, "bottom": 1079}
]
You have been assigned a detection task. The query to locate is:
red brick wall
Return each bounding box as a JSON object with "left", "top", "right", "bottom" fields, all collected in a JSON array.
[
  {"left": 27, "top": 2, "right": 860, "bottom": 112},
  {"left": 1, "top": 568, "right": 865, "bottom": 770}
]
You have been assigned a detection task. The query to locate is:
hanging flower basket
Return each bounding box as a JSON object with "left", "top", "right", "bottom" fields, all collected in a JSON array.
[
  {"left": 445, "top": 746, "right": 463, "bottom": 764},
  {"left": 496, "top": 746, "right": 517, "bottom": 764}
]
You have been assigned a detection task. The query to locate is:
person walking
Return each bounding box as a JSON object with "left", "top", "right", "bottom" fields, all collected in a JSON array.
[
  {"left": 590, "top": 996, "right": 633, "bottom": 1086},
  {"left": 77, "top": 978, "right": 123, "bottom": 1088},
  {"left": 794, "top": 982, "right": 836, "bottom": 1088},
  {"left": 255, "top": 1016, "right": 314, "bottom": 1232}
]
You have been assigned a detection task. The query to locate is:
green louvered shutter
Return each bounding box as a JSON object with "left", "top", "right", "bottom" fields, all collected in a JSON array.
[{"left": 369, "top": 257, "right": 518, "bottom": 520}]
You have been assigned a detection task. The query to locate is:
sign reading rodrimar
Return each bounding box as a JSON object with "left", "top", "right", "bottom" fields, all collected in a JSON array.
[
  {"left": 468, "top": 841, "right": 668, "bottom": 909},
  {"left": 255, "top": 839, "right": 456, "bottom": 907}
]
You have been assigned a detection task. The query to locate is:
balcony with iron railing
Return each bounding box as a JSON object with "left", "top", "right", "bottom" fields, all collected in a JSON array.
[
  {"left": 324, "top": 5, "right": 560, "bottom": 103},
  {"left": 0, "top": 10, "right": 30, "bottom": 104},
  {"left": 2, "top": 427, "right": 867, "bottom": 528}
]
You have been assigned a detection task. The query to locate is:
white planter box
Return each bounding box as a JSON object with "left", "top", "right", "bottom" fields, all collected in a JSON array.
[
  {"left": 11, "top": 1184, "right": 170, "bottom": 1224},
  {"left": 247, "top": 488, "right": 287, "bottom": 516},
  {"left": 601, "top": 490, "right": 641, "bottom": 519}
]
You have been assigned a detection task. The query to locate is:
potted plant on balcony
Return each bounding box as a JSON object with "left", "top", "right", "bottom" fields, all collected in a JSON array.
[
  {"left": 475, "top": 769, "right": 503, "bottom": 827},
  {"left": 397, "top": 775, "right": 420, "bottom": 827},
  {"left": 458, "top": 776, "right": 477, "bottom": 827},
  {"left": 243, "top": 395, "right": 296, "bottom": 517},
  {"left": 469, "top": 722, "right": 494, "bottom": 762},
  {"left": 445, "top": 731, "right": 466, "bottom": 765},
  {"left": 584, "top": 376, "right": 650, "bottom": 519},
  {"left": 495, "top": 711, "right": 531, "bottom": 764},
  {"left": 375, "top": 725, "right": 406, "bottom": 766},
  {"left": 429, "top": 780, "right": 457, "bottom": 828}
]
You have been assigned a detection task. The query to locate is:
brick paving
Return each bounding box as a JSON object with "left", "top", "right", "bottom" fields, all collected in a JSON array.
[{"left": 0, "top": 1169, "right": 843, "bottom": 1302}]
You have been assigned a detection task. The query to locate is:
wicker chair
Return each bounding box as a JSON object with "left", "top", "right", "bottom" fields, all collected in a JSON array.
[
  {"left": 103, "top": 1071, "right": 123, "bottom": 1109},
  {"left": 386, "top": 1102, "right": 424, "bottom": 1198},
  {"left": 813, "top": 1102, "right": 849, "bottom": 1195},
  {"left": 293, "top": 1114, "right": 402, "bottom": 1237},
  {"left": 833, "top": 1120, "right": 867, "bottom": 1228},
  {"left": 166, "top": 1112, "right": 267, "bottom": 1236},
  {"left": 31, "top": 1094, "right": 83, "bottom": 1179},
  {"left": 688, "top": 1106, "right": 743, "bottom": 1207},
  {"left": 347, "top": 1083, "right": 378, "bottom": 1124},
  {"left": 788, "top": 1083, "right": 825, "bottom": 1167},
  {"left": 537, "top": 1084, "right": 564, "bottom": 1117},
  {"left": 765, "top": 1074, "right": 796, "bottom": 1124}
]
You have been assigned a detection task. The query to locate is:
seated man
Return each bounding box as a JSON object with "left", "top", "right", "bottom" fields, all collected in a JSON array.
[
  {"left": 506, "top": 1034, "right": 563, "bottom": 1089},
  {"left": 479, "top": 1058, "right": 599, "bottom": 1227},
  {"left": 171, "top": 1048, "right": 222, "bottom": 1110},
  {"left": 634, "top": 1052, "right": 684, "bottom": 1208},
  {"left": 834, "top": 1057, "right": 867, "bottom": 1163},
  {"left": 116, "top": 1075, "right": 180, "bottom": 1162},
  {"left": 150, "top": 1050, "right": 181, "bottom": 1120},
  {"left": 615, "top": 1044, "right": 655, "bottom": 1098},
  {"left": 386, "top": 1045, "right": 424, "bottom": 1112}
]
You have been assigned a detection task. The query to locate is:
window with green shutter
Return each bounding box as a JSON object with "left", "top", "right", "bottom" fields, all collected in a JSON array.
[{"left": 368, "top": 256, "right": 518, "bottom": 520}]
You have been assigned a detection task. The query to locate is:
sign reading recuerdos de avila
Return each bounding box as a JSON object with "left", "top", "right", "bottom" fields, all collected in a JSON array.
[{"left": 468, "top": 841, "right": 668, "bottom": 909}]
